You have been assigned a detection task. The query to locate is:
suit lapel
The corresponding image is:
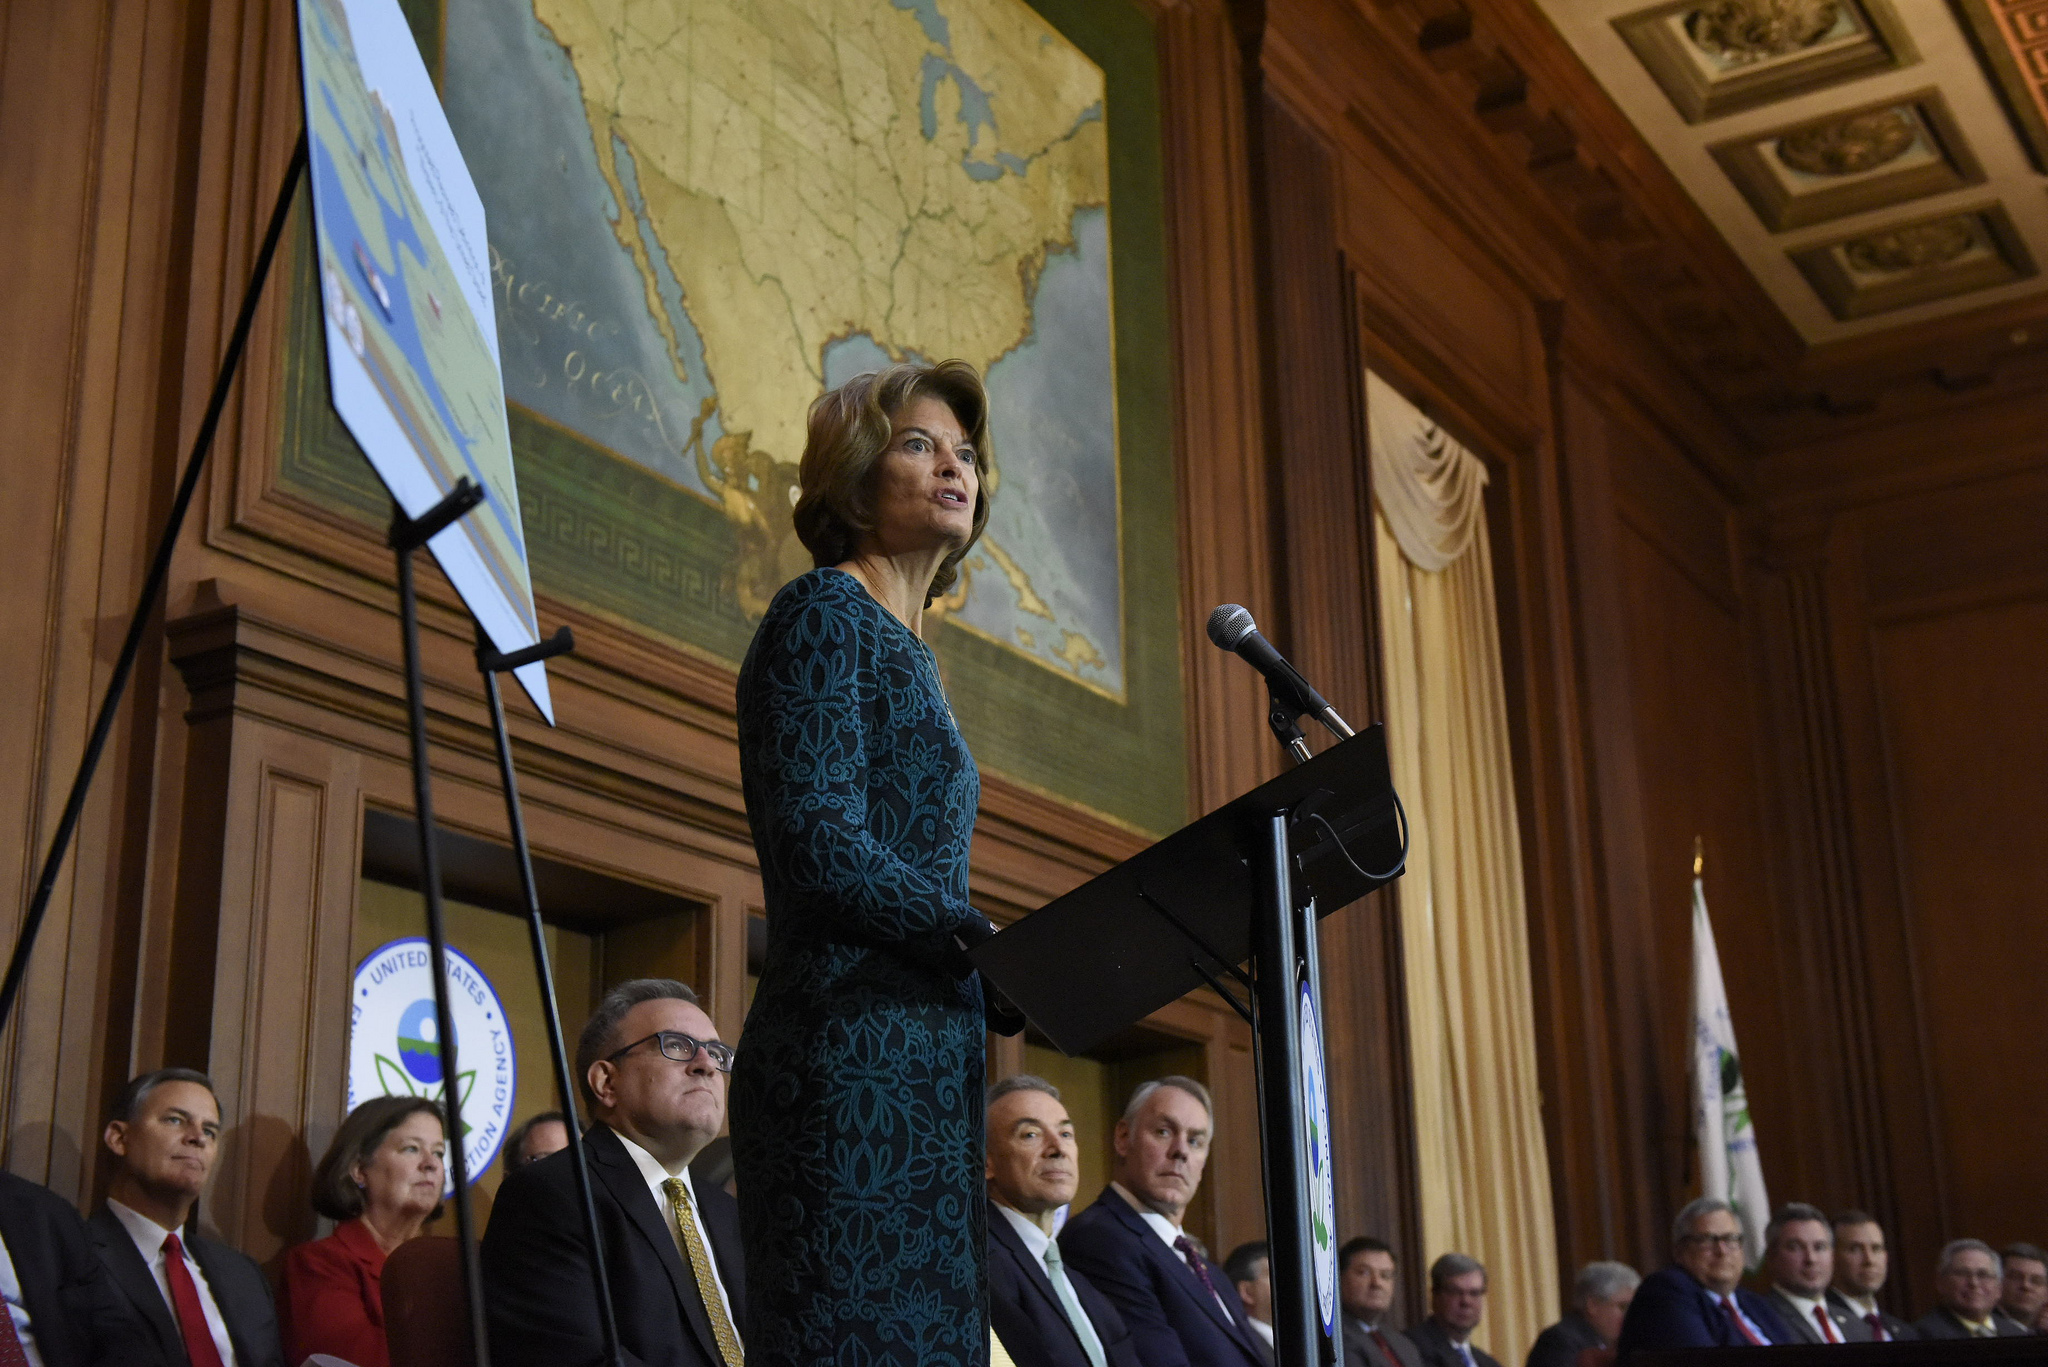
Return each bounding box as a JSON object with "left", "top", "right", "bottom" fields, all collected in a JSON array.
[
  {"left": 586, "top": 1127, "right": 722, "bottom": 1365},
  {"left": 990, "top": 1203, "right": 1083, "bottom": 1346},
  {"left": 1105, "top": 1196, "right": 1260, "bottom": 1360},
  {"left": 87, "top": 1208, "right": 185, "bottom": 1362}
]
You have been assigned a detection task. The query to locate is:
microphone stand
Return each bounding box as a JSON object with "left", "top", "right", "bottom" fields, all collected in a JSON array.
[{"left": 1254, "top": 666, "right": 1354, "bottom": 1365}]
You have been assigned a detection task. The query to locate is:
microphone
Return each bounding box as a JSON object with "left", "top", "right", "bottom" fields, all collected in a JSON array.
[{"left": 1206, "top": 605, "right": 1355, "bottom": 741}]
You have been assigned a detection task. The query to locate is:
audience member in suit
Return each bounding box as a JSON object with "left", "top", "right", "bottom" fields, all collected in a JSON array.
[
  {"left": 88, "top": 1069, "right": 284, "bottom": 1367},
  {"left": 2000, "top": 1243, "right": 2048, "bottom": 1334},
  {"left": 1339, "top": 1237, "right": 1422, "bottom": 1367},
  {"left": 1223, "top": 1242, "right": 1273, "bottom": 1355},
  {"left": 1758, "top": 1204, "right": 1869, "bottom": 1344},
  {"left": 502, "top": 1111, "right": 570, "bottom": 1169},
  {"left": 1826, "top": 1212, "right": 1915, "bottom": 1342},
  {"left": 1059, "top": 1077, "right": 1268, "bottom": 1367},
  {"left": 0, "top": 1168, "right": 158, "bottom": 1367},
  {"left": 1615, "top": 1197, "right": 1793, "bottom": 1358},
  {"left": 1405, "top": 1254, "right": 1504, "bottom": 1367},
  {"left": 483, "top": 978, "right": 745, "bottom": 1367},
  {"left": 1914, "top": 1240, "right": 2032, "bottom": 1338},
  {"left": 1527, "top": 1261, "right": 1637, "bottom": 1367},
  {"left": 278, "top": 1095, "right": 447, "bottom": 1367},
  {"left": 983, "top": 1075, "right": 1139, "bottom": 1367}
]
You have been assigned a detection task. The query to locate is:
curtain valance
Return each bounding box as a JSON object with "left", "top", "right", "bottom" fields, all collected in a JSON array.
[{"left": 1367, "top": 370, "right": 1489, "bottom": 572}]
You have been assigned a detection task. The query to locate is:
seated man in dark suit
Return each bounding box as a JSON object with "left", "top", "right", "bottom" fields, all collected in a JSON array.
[
  {"left": 89, "top": 1068, "right": 284, "bottom": 1367},
  {"left": 1913, "top": 1240, "right": 2032, "bottom": 1338},
  {"left": 1339, "top": 1237, "right": 1421, "bottom": 1367},
  {"left": 1826, "top": 1211, "right": 1915, "bottom": 1341},
  {"left": 1527, "top": 1261, "right": 1637, "bottom": 1367},
  {"left": 1223, "top": 1242, "right": 1273, "bottom": 1356},
  {"left": 0, "top": 1169, "right": 158, "bottom": 1366},
  {"left": 1059, "top": 1077, "right": 1268, "bottom": 1367},
  {"left": 984, "top": 1074, "right": 1138, "bottom": 1367},
  {"left": 2000, "top": 1243, "right": 2047, "bottom": 1335},
  {"left": 1758, "top": 1203, "right": 1868, "bottom": 1344},
  {"left": 1615, "top": 1197, "right": 1792, "bottom": 1359},
  {"left": 483, "top": 979, "right": 744, "bottom": 1367},
  {"left": 1406, "top": 1254, "right": 1503, "bottom": 1367}
]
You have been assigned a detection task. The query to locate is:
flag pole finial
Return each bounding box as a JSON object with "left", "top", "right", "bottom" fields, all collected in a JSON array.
[{"left": 1693, "top": 836, "right": 1704, "bottom": 877}]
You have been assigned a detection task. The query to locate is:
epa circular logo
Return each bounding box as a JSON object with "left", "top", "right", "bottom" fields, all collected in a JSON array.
[
  {"left": 348, "top": 938, "right": 515, "bottom": 1190},
  {"left": 1298, "top": 977, "right": 1337, "bottom": 1334}
]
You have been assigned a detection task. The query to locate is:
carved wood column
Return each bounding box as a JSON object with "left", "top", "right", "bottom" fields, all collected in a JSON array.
[{"left": 169, "top": 603, "right": 365, "bottom": 1261}]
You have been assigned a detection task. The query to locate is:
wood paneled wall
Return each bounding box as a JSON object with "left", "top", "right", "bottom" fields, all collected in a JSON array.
[{"left": 5, "top": 0, "right": 2045, "bottom": 1336}]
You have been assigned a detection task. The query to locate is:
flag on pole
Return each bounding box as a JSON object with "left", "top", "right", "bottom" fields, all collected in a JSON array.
[{"left": 1692, "top": 846, "right": 1770, "bottom": 1268}]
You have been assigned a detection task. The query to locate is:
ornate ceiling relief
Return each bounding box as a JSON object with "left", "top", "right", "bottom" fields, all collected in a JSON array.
[
  {"left": 1547, "top": 0, "right": 2048, "bottom": 339},
  {"left": 1685, "top": 0, "right": 1846, "bottom": 65},
  {"left": 1711, "top": 92, "right": 1982, "bottom": 231},
  {"left": 1614, "top": 0, "right": 1913, "bottom": 122},
  {"left": 1792, "top": 205, "right": 2034, "bottom": 318}
]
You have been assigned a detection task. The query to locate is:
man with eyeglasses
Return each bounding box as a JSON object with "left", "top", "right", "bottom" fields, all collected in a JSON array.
[
  {"left": 1914, "top": 1240, "right": 2031, "bottom": 1339},
  {"left": 483, "top": 978, "right": 745, "bottom": 1367},
  {"left": 1615, "top": 1197, "right": 1791, "bottom": 1359}
]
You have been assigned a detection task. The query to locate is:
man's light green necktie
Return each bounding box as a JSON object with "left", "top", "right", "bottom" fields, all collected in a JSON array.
[{"left": 1041, "top": 1238, "right": 1108, "bottom": 1367}]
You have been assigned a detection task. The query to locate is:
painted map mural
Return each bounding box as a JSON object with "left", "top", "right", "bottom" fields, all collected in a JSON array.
[{"left": 442, "top": 0, "right": 1126, "bottom": 697}]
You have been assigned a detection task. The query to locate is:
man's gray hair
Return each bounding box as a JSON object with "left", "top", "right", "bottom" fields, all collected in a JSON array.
[
  {"left": 987, "top": 1074, "right": 1061, "bottom": 1107},
  {"left": 1573, "top": 1261, "right": 1640, "bottom": 1309},
  {"left": 1671, "top": 1196, "right": 1737, "bottom": 1248},
  {"left": 1121, "top": 1075, "right": 1213, "bottom": 1125},
  {"left": 1938, "top": 1238, "right": 2001, "bottom": 1278},
  {"left": 575, "top": 978, "right": 700, "bottom": 1107},
  {"left": 1765, "top": 1202, "right": 1832, "bottom": 1250},
  {"left": 1429, "top": 1252, "right": 1486, "bottom": 1292}
]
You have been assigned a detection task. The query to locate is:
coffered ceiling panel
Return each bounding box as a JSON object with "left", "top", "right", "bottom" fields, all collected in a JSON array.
[{"left": 1537, "top": 0, "right": 2048, "bottom": 343}]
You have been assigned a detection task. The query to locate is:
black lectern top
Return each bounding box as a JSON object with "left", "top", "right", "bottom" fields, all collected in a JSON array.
[{"left": 969, "top": 726, "right": 1401, "bottom": 1055}]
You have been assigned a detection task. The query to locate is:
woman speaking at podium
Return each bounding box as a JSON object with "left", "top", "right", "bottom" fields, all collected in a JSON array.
[{"left": 733, "top": 359, "right": 1005, "bottom": 1366}]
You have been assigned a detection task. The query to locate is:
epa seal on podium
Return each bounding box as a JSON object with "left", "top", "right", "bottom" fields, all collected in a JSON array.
[{"left": 348, "top": 937, "right": 516, "bottom": 1187}]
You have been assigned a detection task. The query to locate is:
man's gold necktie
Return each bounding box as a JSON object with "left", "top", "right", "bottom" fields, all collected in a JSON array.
[{"left": 663, "top": 1177, "right": 744, "bottom": 1366}]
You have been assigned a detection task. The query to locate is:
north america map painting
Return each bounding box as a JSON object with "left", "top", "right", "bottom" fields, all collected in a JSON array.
[{"left": 443, "top": 0, "right": 1125, "bottom": 698}]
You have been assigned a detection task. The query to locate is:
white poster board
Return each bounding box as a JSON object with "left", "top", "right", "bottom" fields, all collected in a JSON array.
[{"left": 296, "top": 0, "right": 553, "bottom": 721}]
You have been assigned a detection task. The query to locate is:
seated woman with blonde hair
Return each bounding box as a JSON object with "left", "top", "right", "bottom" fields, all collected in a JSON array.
[{"left": 279, "top": 1095, "right": 447, "bottom": 1367}]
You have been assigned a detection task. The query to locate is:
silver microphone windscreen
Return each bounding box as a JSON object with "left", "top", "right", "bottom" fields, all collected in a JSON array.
[{"left": 1207, "top": 603, "right": 1256, "bottom": 651}]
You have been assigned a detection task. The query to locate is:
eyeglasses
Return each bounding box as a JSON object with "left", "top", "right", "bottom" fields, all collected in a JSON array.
[
  {"left": 605, "top": 1030, "right": 735, "bottom": 1073},
  {"left": 1682, "top": 1233, "right": 1746, "bottom": 1249}
]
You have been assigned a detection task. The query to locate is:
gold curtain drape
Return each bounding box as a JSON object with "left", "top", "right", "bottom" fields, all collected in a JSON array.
[{"left": 1368, "top": 372, "right": 1558, "bottom": 1367}]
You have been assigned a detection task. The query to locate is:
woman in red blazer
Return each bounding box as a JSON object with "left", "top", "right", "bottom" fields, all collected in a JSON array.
[{"left": 279, "top": 1095, "right": 447, "bottom": 1367}]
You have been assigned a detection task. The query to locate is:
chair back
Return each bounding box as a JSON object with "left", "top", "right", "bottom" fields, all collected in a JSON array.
[{"left": 381, "top": 1236, "right": 474, "bottom": 1367}]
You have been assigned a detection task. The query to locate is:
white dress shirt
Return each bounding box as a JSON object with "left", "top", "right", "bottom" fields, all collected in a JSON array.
[
  {"left": 0, "top": 1227, "right": 47, "bottom": 1367},
  {"left": 1108, "top": 1182, "right": 1237, "bottom": 1321},
  {"left": 612, "top": 1129, "right": 736, "bottom": 1326},
  {"left": 1775, "top": 1287, "right": 1842, "bottom": 1342},
  {"left": 1248, "top": 1317, "right": 1275, "bottom": 1346},
  {"left": 106, "top": 1199, "right": 238, "bottom": 1365}
]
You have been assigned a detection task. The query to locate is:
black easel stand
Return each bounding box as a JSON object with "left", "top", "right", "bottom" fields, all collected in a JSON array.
[
  {"left": 389, "top": 479, "right": 492, "bottom": 1367},
  {"left": 473, "top": 623, "right": 625, "bottom": 1367},
  {"left": 0, "top": 131, "right": 308, "bottom": 1032}
]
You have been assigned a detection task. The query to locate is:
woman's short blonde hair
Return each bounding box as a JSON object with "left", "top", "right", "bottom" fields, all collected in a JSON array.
[{"left": 792, "top": 359, "right": 992, "bottom": 604}]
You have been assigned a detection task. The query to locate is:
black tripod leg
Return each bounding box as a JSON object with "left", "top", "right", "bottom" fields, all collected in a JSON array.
[
  {"left": 392, "top": 509, "right": 491, "bottom": 1367},
  {"left": 475, "top": 625, "right": 623, "bottom": 1367},
  {"left": 0, "top": 130, "right": 308, "bottom": 1030}
]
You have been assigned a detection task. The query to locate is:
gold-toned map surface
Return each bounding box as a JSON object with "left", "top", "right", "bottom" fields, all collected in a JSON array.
[{"left": 445, "top": 0, "right": 1124, "bottom": 694}]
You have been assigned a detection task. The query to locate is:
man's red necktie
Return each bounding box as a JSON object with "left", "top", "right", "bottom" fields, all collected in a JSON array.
[
  {"left": 0, "top": 1301, "right": 31, "bottom": 1367},
  {"left": 1372, "top": 1329, "right": 1399, "bottom": 1363},
  {"left": 1721, "top": 1295, "right": 1765, "bottom": 1345},
  {"left": 1814, "top": 1305, "right": 1841, "bottom": 1343},
  {"left": 1865, "top": 1312, "right": 1888, "bottom": 1342},
  {"left": 162, "top": 1232, "right": 228, "bottom": 1367}
]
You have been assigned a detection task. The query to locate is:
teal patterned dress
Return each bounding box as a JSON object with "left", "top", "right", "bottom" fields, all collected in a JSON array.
[{"left": 732, "top": 568, "right": 988, "bottom": 1367}]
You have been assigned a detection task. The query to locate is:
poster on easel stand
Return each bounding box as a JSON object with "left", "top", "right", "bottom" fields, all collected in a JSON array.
[{"left": 295, "top": 0, "right": 554, "bottom": 722}]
